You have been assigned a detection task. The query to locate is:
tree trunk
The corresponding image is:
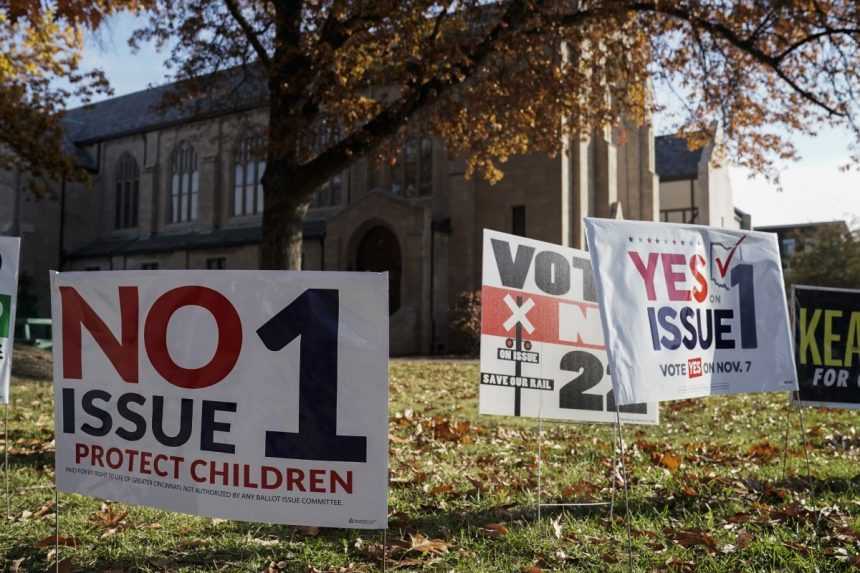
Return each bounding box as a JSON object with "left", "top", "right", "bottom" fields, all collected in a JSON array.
[{"left": 260, "top": 179, "right": 310, "bottom": 270}]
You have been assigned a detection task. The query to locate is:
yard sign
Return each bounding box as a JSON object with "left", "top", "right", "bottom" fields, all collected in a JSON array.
[
  {"left": 585, "top": 218, "right": 796, "bottom": 405},
  {"left": 479, "top": 229, "right": 658, "bottom": 424},
  {"left": 0, "top": 237, "right": 20, "bottom": 404},
  {"left": 51, "top": 270, "right": 389, "bottom": 529},
  {"left": 792, "top": 285, "right": 860, "bottom": 409}
]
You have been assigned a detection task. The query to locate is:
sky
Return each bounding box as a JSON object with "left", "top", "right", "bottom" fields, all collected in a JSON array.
[{"left": 71, "top": 13, "right": 860, "bottom": 229}]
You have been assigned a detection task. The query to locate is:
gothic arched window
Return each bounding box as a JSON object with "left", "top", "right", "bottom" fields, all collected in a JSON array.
[
  {"left": 396, "top": 136, "right": 433, "bottom": 197},
  {"left": 169, "top": 141, "right": 198, "bottom": 223},
  {"left": 233, "top": 135, "right": 265, "bottom": 216},
  {"left": 115, "top": 153, "right": 139, "bottom": 229}
]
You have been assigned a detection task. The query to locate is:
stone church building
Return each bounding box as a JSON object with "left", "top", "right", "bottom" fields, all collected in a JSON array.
[{"left": 0, "top": 78, "right": 704, "bottom": 355}]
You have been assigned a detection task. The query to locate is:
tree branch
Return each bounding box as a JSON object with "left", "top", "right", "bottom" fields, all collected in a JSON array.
[
  {"left": 627, "top": 1, "right": 850, "bottom": 118},
  {"left": 776, "top": 27, "right": 859, "bottom": 61},
  {"left": 274, "top": 0, "right": 590, "bottom": 204},
  {"left": 223, "top": 0, "right": 270, "bottom": 68}
]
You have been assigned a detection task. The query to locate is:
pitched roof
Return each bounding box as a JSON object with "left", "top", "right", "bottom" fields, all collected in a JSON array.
[
  {"left": 655, "top": 134, "right": 705, "bottom": 181},
  {"left": 66, "top": 220, "right": 326, "bottom": 259},
  {"left": 61, "top": 66, "right": 267, "bottom": 145}
]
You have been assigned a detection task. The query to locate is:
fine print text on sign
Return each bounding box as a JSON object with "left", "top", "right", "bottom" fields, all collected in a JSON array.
[
  {"left": 479, "top": 229, "right": 658, "bottom": 424},
  {"left": 793, "top": 285, "right": 860, "bottom": 409},
  {"left": 0, "top": 236, "right": 20, "bottom": 404},
  {"left": 51, "top": 271, "right": 389, "bottom": 529},
  {"left": 585, "top": 218, "right": 797, "bottom": 406}
]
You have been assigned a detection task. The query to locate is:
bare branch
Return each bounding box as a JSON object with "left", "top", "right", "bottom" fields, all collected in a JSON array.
[
  {"left": 223, "top": 0, "right": 271, "bottom": 68},
  {"left": 627, "top": 1, "right": 850, "bottom": 118}
]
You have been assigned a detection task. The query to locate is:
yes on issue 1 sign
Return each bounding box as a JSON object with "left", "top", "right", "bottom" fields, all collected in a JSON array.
[
  {"left": 792, "top": 285, "right": 860, "bottom": 409},
  {"left": 479, "top": 229, "right": 657, "bottom": 424},
  {"left": 51, "top": 271, "right": 389, "bottom": 529},
  {"left": 585, "top": 218, "right": 796, "bottom": 405},
  {"left": 0, "top": 236, "right": 20, "bottom": 404}
]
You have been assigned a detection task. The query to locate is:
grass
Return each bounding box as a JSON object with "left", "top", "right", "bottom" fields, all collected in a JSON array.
[{"left": 1, "top": 356, "right": 859, "bottom": 572}]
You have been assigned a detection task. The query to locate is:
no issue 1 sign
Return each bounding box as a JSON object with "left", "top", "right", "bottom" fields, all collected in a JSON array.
[{"left": 51, "top": 270, "right": 389, "bottom": 529}]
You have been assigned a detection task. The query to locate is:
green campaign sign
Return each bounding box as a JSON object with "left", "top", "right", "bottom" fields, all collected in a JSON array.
[
  {"left": 0, "top": 236, "right": 20, "bottom": 404},
  {"left": 0, "top": 293, "right": 10, "bottom": 338}
]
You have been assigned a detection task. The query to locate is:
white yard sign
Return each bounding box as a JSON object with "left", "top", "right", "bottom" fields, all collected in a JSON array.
[
  {"left": 585, "top": 218, "right": 796, "bottom": 405},
  {"left": 479, "top": 229, "right": 658, "bottom": 424},
  {"left": 51, "top": 270, "right": 389, "bottom": 529},
  {"left": 0, "top": 237, "right": 20, "bottom": 404}
]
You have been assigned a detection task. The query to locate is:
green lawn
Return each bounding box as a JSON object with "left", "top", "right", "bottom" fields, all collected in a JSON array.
[{"left": 1, "top": 358, "right": 859, "bottom": 572}]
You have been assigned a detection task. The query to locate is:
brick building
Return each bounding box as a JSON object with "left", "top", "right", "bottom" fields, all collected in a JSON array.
[{"left": 1, "top": 78, "right": 669, "bottom": 354}]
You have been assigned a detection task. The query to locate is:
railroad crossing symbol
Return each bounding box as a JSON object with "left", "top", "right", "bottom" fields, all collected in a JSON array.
[{"left": 503, "top": 294, "right": 535, "bottom": 334}]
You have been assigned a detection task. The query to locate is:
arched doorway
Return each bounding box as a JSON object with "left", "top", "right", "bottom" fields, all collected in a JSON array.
[{"left": 356, "top": 225, "right": 401, "bottom": 314}]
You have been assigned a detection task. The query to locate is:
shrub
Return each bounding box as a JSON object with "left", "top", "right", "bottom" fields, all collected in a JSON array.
[{"left": 452, "top": 289, "right": 481, "bottom": 356}]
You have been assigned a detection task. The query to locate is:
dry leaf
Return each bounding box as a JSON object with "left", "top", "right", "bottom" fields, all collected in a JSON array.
[
  {"left": 481, "top": 522, "right": 509, "bottom": 537},
  {"left": 91, "top": 505, "right": 128, "bottom": 529},
  {"left": 33, "top": 501, "right": 56, "bottom": 519},
  {"left": 407, "top": 533, "right": 449, "bottom": 555},
  {"left": 747, "top": 441, "right": 779, "bottom": 461},
  {"left": 651, "top": 452, "right": 682, "bottom": 471},
  {"left": 429, "top": 483, "right": 455, "bottom": 495},
  {"left": 550, "top": 515, "right": 563, "bottom": 540},
  {"left": 736, "top": 530, "right": 753, "bottom": 549},
  {"left": 36, "top": 536, "right": 78, "bottom": 548},
  {"left": 562, "top": 481, "right": 600, "bottom": 499},
  {"left": 667, "top": 529, "right": 718, "bottom": 553}
]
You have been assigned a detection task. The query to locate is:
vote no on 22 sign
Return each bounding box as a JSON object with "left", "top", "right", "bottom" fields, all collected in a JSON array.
[
  {"left": 479, "top": 229, "right": 658, "bottom": 425},
  {"left": 51, "top": 271, "right": 389, "bottom": 529}
]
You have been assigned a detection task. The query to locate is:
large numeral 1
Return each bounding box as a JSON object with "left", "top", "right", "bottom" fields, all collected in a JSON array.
[
  {"left": 730, "top": 263, "right": 758, "bottom": 349},
  {"left": 256, "top": 289, "right": 367, "bottom": 462}
]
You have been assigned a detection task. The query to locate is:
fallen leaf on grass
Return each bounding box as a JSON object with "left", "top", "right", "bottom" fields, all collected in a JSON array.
[
  {"left": 736, "top": 530, "right": 753, "bottom": 549},
  {"left": 747, "top": 441, "right": 779, "bottom": 461},
  {"left": 664, "top": 556, "right": 695, "bottom": 572},
  {"left": 550, "top": 515, "right": 563, "bottom": 540},
  {"left": 665, "top": 528, "right": 718, "bottom": 553},
  {"left": 430, "top": 417, "right": 473, "bottom": 443},
  {"left": 651, "top": 452, "right": 682, "bottom": 472},
  {"left": 561, "top": 480, "right": 600, "bottom": 499},
  {"left": 36, "top": 535, "right": 78, "bottom": 548},
  {"left": 480, "top": 523, "right": 509, "bottom": 538},
  {"left": 784, "top": 541, "right": 811, "bottom": 556},
  {"left": 407, "top": 533, "right": 449, "bottom": 555},
  {"left": 679, "top": 484, "right": 698, "bottom": 497},
  {"left": 428, "top": 483, "right": 454, "bottom": 495},
  {"left": 32, "top": 501, "right": 56, "bottom": 519},
  {"left": 91, "top": 503, "right": 129, "bottom": 538}
]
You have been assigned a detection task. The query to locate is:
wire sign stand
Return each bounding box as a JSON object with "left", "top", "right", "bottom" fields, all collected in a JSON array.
[{"left": 3, "top": 401, "right": 9, "bottom": 522}]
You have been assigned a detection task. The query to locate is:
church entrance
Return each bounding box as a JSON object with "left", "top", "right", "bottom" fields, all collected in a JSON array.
[{"left": 355, "top": 225, "right": 401, "bottom": 314}]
